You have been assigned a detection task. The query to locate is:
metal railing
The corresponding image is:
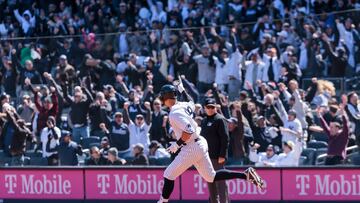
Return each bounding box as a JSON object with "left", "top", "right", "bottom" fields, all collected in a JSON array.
[
  {"left": 315, "top": 145, "right": 359, "bottom": 165},
  {"left": 302, "top": 76, "right": 360, "bottom": 95},
  {"left": 302, "top": 77, "right": 345, "bottom": 95}
]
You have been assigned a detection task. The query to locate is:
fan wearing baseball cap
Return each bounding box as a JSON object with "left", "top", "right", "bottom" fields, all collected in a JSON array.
[
  {"left": 276, "top": 98, "right": 303, "bottom": 144},
  {"left": 264, "top": 139, "right": 302, "bottom": 167},
  {"left": 249, "top": 144, "right": 278, "bottom": 167}
]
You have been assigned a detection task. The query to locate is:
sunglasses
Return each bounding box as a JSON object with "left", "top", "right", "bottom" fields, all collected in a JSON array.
[
  {"left": 136, "top": 117, "right": 144, "bottom": 120},
  {"left": 205, "top": 105, "right": 215, "bottom": 109}
]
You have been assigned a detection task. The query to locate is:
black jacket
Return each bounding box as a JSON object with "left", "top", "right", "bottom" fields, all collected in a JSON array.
[
  {"left": 7, "top": 112, "right": 32, "bottom": 156},
  {"left": 149, "top": 110, "right": 168, "bottom": 144},
  {"left": 56, "top": 141, "right": 83, "bottom": 166},
  {"left": 106, "top": 121, "right": 130, "bottom": 151},
  {"left": 131, "top": 153, "right": 149, "bottom": 165},
  {"left": 19, "top": 69, "right": 43, "bottom": 87},
  {"left": 107, "top": 159, "right": 125, "bottom": 165},
  {"left": 89, "top": 102, "right": 112, "bottom": 131},
  {"left": 229, "top": 110, "right": 246, "bottom": 159},
  {"left": 200, "top": 113, "right": 229, "bottom": 159},
  {"left": 63, "top": 85, "right": 93, "bottom": 125},
  {"left": 3, "top": 52, "right": 20, "bottom": 97},
  {"left": 252, "top": 126, "right": 276, "bottom": 152},
  {"left": 85, "top": 155, "right": 107, "bottom": 166},
  {"left": 2, "top": 67, "right": 18, "bottom": 97},
  {"left": 322, "top": 39, "right": 348, "bottom": 77}
]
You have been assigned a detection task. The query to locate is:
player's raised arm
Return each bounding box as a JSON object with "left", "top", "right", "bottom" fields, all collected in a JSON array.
[{"left": 173, "top": 75, "right": 194, "bottom": 103}]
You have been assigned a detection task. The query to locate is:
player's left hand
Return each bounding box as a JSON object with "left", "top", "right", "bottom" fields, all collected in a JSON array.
[
  {"left": 173, "top": 77, "right": 185, "bottom": 93},
  {"left": 166, "top": 142, "right": 180, "bottom": 154}
]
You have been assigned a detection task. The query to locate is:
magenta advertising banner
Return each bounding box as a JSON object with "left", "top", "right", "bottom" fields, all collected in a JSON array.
[
  {"left": 282, "top": 169, "right": 360, "bottom": 201},
  {"left": 85, "top": 169, "right": 180, "bottom": 200},
  {"left": 181, "top": 169, "right": 281, "bottom": 200},
  {"left": 1, "top": 167, "right": 359, "bottom": 201},
  {"left": 0, "top": 169, "right": 84, "bottom": 199}
]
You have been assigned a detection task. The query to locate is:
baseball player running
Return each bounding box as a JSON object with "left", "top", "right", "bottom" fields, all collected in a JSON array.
[{"left": 157, "top": 80, "right": 264, "bottom": 203}]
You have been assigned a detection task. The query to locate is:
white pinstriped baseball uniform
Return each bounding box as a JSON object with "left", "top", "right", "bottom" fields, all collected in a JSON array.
[{"left": 163, "top": 101, "right": 216, "bottom": 183}]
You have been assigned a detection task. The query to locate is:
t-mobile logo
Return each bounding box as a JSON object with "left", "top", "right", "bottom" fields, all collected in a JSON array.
[
  {"left": 97, "top": 174, "right": 110, "bottom": 194},
  {"left": 5, "top": 175, "right": 17, "bottom": 194},
  {"left": 296, "top": 175, "right": 310, "bottom": 195},
  {"left": 194, "top": 174, "right": 207, "bottom": 194}
]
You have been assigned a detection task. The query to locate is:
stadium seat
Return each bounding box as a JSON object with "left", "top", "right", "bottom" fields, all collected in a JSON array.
[
  {"left": 0, "top": 152, "right": 31, "bottom": 166},
  {"left": 81, "top": 136, "right": 101, "bottom": 149},
  {"left": 123, "top": 156, "right": 134, "bottom": 164},
  {"left": 149, "top": 157, "right": 157, "bottom": 165},
  {"left": 315, "top": 148, "right": 328, "bottom": 165},
  {"left": 0, "top": 157, "right": 12, "bottom": 166},
  {"left": 29, "top": 157, "right": 48, "bottom": 166},
  {"left": 25, "top": 150, "right": 43, "bottom": 158},
  {"left": 350, "top": 153, "right": 360, "bottom": 165},
  {"left": 23, "top": 157, "right": 31, "bottom": 166},
  {"left": 299, "top": 156, "right": 307, "bottom": 165},
  {"left": 89, "top": 142, "right": 101, "bottom": 148},
  {"left": 301, "top": 148, "right": 316, "bottom": 165},
  {"left": 118, "top": 151, "right": 132, "bottom": 159},
  {"left": 154, "top": 157, "right": 172, "bottom": 166},
  {"left": 311, "top": 132, "right": 329, "bottom": 142},
  {"left": 0, "top": 150, "right": 4, "bottom": 158},
  {"left": 148, "top": 157, "right": 172, "bottom": 166},
  {"left": 315, "top": 148, "right": 328, "bottom": 157},
  {"left": 307, "top": 140, "right": 328, "bottom": 149},
  {"left": 26, "top": 141, "right": 37, "bottom": 151},
  {"left": 4, "top": 156, "right": 31, "bottom": 166}
]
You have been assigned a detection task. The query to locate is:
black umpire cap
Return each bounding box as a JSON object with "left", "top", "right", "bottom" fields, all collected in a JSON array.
[{"left": 204, "top": 98, "right": 216, "bottom": 107}]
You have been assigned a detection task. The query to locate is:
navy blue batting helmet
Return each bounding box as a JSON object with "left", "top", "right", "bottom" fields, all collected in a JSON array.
[{"left": 159, "top": 84, "right": 177, "bottom": 102}]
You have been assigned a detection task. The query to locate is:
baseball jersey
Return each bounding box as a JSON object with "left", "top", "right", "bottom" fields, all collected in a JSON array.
[
  {"left": 193, "top": 55, "right": 216, "bottom": 84},
  {"left": 282, "top": 118, "right": 303, "bottom": 143},
  {"left": 169, "top": 101, "right": 198, "bottom": 142}
]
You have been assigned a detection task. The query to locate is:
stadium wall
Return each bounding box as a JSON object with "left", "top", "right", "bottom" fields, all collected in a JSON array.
[{"left": 0, "top": 167, "right": 359, "bottom": 202}]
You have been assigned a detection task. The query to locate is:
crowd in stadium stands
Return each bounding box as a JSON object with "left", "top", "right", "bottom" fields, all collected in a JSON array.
[{"left": 0, "top": 0, "right": 360, "bottom": 166}]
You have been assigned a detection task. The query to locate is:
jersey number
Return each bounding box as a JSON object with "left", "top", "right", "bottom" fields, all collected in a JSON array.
[{"left": 184, "top": 106, "right": 193, "bottom": 116}]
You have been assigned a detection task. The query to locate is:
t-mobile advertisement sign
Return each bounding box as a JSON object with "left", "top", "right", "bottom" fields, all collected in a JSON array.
[
  {"left": 181, "top": 169, "right": 281, "bottom": 200},
  {"left": 85, "top": 169, "right": 180, "bottom": 199},
  {"left": 283, "top": 169, "right": 360, "bottom": 200},
  {"left": 0, "top": 169, "right": 84, "bottom": 199}
]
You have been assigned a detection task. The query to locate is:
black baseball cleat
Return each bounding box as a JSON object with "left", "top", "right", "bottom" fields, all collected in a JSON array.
[{"left": 244, "top": 167, "right": 265, "bottom": 190}]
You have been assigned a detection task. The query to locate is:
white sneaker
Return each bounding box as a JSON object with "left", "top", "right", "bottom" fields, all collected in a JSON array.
[{"left": 157, "top": 196, "right": 168, "bottom": 203}]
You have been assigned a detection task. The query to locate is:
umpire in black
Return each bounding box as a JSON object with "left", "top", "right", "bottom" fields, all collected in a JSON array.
[{"left": 201, "top": 98, "right": 230, "bottom": 203}]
